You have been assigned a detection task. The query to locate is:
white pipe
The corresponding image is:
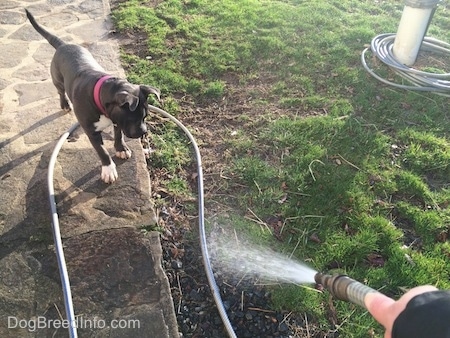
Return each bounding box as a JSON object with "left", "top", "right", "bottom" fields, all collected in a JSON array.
[{"left": 393, "top": 0, "right": 439, "bottom": 66}]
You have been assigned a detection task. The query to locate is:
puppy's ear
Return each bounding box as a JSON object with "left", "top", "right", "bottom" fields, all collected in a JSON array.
[
  {"left": 116, "top": 91, "right": 139, "bottom": 111},
  {"left": 140, "top": 85, "right": 161, "bottom": 101}
]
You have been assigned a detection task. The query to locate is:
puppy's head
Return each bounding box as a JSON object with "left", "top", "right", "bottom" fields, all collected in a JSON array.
[{"left": 107, "top": 80, "right": 160, "bottom": 138}]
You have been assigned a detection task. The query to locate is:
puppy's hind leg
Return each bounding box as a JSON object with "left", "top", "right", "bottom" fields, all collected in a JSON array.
[
  {"left": 59, "top": 92, "right": 71, "bottom": 112},
  {"left": 54, "top": 82, "right": 71, "bottom": 112},
  {"left": 50, "top": 67, "right": 71, "bottom": 112}
]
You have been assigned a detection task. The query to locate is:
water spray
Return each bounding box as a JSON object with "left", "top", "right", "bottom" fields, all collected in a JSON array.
[{"left": 314, "top": 272, "right": 379, "bottom": 309}]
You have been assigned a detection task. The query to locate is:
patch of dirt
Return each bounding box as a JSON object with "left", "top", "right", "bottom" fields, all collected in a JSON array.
[
  {"left": 142, "top": 95, "right": 331, "bottom": 337},
  {"left": 140, "top": 68, "right": 333, "bottom": 337}
]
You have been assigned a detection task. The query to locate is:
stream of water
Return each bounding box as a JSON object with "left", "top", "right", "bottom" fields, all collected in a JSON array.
[{"left": 208, "top": 233, "right": 317, "bottom": 285}]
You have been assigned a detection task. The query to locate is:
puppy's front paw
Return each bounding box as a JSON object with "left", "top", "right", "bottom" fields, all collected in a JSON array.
[
  {"left": 101, "top": 162, "right": 118, "bottom": 183},
  {"left": 115, "top": 149, "right": 132, "bottom": 159}
]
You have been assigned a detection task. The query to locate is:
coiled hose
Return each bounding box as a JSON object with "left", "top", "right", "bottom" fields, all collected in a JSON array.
[
  {"left": 48, "top": 107, "right": 237, "bottom": 338},
  {"left": 361, "top": 33, "right": 450, "bottom": 96}
]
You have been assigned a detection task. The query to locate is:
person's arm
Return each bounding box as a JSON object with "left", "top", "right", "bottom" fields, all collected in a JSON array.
[{"left": 365, "top": 286, "right": 450, "bottom": 338}]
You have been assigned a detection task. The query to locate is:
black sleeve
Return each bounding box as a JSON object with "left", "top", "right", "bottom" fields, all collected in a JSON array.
[{"left": 392, "top": 290, "right": 450, "bottom": 338}]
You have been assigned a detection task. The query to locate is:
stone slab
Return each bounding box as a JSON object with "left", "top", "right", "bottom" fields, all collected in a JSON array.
[{"left": 0, "top": 1, "right": 179, "bottom": 337}]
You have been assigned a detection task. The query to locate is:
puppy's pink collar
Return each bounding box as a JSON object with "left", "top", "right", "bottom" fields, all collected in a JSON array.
[{"left": 93, "top": 75, "right": 112, "bottom": 117}]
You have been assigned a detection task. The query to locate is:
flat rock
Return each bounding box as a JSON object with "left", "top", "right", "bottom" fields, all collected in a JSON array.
[
  {"left": 12, "top": 62, "right": 50, "bottom": 82},
  {"left": 14, "top": 82, "right": 58, "bottom": 106},
  {"left": 0, "top": 10, "right": 25, "bottom": 24},
  {"left": 0, "top": 42, "right": 28, "bottom": 68},
  {"left": 63, "top": 229, "right": 177, "bottom": 338}
]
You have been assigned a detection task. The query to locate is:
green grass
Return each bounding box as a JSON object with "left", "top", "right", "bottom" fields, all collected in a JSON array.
[
  {"left": 112, "top": 0, "right": 450, "bottom": 336},
  {"left": 146, "top": 119, "right": 193, "bottom": 199}
]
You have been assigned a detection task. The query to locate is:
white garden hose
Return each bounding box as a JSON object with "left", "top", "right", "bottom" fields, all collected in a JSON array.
[
  {"left": 148, "top": 105, "right": 238, "bottom": 338},
  {"left": 48, "top": 122, "right": 80, "bottom": 338}
]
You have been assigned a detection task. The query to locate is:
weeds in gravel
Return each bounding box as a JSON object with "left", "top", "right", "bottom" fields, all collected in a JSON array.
[{"left": 113, "top": 0, "right": 450, "bottom": 337}]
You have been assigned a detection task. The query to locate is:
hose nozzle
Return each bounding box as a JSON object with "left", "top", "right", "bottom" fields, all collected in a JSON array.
[{"left": 315, "top": 272, "right": 379, "bottom": 309}]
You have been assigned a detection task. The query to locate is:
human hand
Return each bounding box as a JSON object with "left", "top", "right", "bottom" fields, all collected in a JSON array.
[{"left": 364, "top": 285, "right": 438, "bottom": 338}]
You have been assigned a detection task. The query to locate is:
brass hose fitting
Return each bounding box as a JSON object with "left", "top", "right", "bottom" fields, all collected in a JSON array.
[{"left": 315, "top": 272, "right": 379, "bottom": 309}]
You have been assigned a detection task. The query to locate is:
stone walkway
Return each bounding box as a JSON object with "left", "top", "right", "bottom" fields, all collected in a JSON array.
[{"left": 0, "top": 1, "right": 179, "bottom": 337}]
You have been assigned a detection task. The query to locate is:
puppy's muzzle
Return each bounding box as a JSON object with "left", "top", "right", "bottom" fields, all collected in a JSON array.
[{"left": 124, "top": 125, "right": 147, "bottom": 139}]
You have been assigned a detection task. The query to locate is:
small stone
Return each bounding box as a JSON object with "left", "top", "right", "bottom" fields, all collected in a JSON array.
[
  {"left": 189, "top": 289, "right": 202, "bottom": 301},
  {"left": 279, "top": 322, "right": 289, "bottom": 332},
  {"left": 236, "top": 311, "right": 245, "bottom": 318},
  {"left": 171, "top": 259, "right": 182, "bottom": 270}
]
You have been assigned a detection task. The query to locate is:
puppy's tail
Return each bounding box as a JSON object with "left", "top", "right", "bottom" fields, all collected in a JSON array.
[{"left": 25, "top": 9, "right": 65, "bottom": 49}]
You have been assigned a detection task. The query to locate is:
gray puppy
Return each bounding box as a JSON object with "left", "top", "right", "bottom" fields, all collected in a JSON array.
[{"left": 26, "top": 9, "right": 160, "bottom": 183}]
